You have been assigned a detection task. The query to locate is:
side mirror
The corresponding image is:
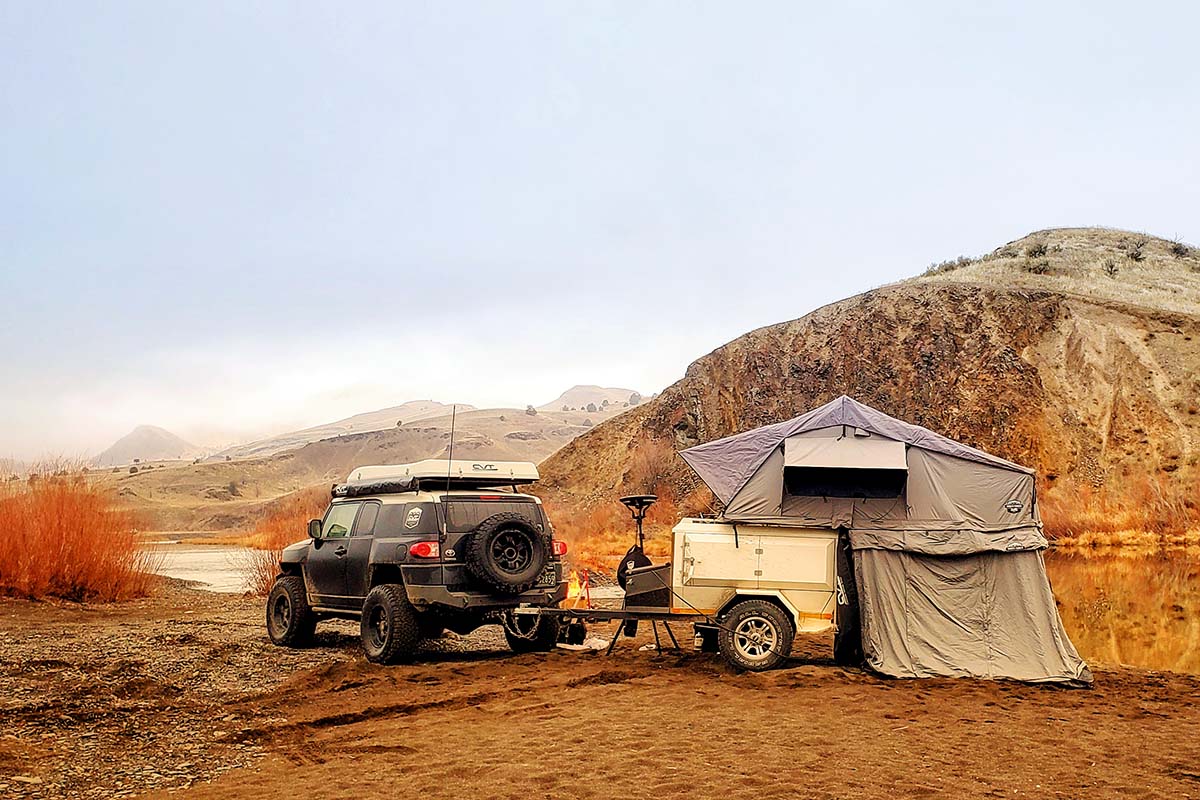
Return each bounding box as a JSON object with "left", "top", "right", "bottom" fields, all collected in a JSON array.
[{"left": 307, "top": 518, "right": 323, "bottom": 540}]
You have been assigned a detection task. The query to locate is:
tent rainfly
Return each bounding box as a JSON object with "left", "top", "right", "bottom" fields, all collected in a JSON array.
[{"left": 679, "top": 395, "right": 1092, "bottom": 685}]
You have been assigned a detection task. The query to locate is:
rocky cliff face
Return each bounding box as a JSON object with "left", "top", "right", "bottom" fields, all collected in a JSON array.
[{"left": 537, "top": 229, "right": 1200, "bottom": 527}]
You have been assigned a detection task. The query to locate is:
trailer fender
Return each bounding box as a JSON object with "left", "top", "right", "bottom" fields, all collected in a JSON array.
[{"left": 717, "top": 590, "right": 800, "bottom": 629}]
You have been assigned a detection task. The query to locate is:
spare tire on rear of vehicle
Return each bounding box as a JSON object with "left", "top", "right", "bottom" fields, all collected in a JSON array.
[{"left": 465, "top": 512, "right": 548, "bottom": 594}]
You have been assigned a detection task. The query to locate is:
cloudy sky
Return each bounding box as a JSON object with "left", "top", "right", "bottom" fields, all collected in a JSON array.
[{"left": 2, "top": 2, "right": 1197, "bottom": 459}]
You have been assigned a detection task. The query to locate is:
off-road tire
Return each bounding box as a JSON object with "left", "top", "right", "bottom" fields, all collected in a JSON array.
[
  {"left": 360, "top": 584, "right": 421, "bottom": 664},
  {"left": 464, "top": 513, "right": 548, "bottom": 594},
  {"left": 717, "top": 599, "right": 794, "bottom": 672},
  {"left": 501, "top": 610, "right": 561, "bottom": 653},
  {"left": 266, "top": 575, "right": 317, "bottom": 647}
]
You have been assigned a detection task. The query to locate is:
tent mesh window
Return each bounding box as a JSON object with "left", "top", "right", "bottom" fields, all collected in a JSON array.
[{"left": 783, "top": 466, "right": 906, "bottom": 499}]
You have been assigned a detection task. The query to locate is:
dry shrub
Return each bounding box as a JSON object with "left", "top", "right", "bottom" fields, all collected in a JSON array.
[
  {"left": 1040, "top": 474, "right": 1200, "bottom": 543},
  {"left": 625, "top": 437, "right": 676, "bottom": 494},
  {"left": 545, "top": 486, "right": 679, "bottom": 571},
  {"left": 0, "top": 476, "right": 156, "bottom": 601},
  {"left": 238, "top": 485, "right": 329, "bottom": 595}
]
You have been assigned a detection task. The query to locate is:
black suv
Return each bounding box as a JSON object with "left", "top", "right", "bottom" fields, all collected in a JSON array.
[{"left": 265, "top": 468, "right": 568, "bottom": 663}]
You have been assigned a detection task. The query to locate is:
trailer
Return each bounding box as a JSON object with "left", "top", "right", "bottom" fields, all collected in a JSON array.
[{"left": 514, "top": 496, "right": 845, "bottom": 672}]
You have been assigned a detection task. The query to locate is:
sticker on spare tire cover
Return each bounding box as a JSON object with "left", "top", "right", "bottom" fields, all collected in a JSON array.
[{"left": 405, "top": 507, "right": 423, "bottom": 529}]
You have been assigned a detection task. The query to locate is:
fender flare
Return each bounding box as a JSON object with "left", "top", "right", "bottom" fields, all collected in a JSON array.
[
  {"left": 718, "top": 589, "right": 799, "bottom": 626},
  {"left": 717, "top": 589, "right": 834, "bottom": 631}
]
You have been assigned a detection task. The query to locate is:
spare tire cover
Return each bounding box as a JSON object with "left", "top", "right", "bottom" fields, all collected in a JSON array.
[{"left": 464, "top": 512, "right": 549, "bottom": 594}]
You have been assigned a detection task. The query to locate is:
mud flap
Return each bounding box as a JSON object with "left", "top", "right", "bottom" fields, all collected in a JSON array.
[{"left": 834, "top": 528, "right": 864, "bottom": 666}]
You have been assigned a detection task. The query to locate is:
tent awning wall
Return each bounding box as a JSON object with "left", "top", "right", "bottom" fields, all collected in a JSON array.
[{"left": 855, "top": 547, "right": 1092, "bottom": 684}]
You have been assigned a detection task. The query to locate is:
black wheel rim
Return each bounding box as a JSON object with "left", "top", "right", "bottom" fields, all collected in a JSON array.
[
  {"left": 491, "top": 529, "right": 533, "bottom": 574},
  {"left": 270, "top": 594, "right": 291, "bottom": 633},
  {"left": 368, "top": 606, "right": 389, "bottom": 649}
]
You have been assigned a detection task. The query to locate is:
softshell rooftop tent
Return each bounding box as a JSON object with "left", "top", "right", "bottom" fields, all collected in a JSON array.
[{"left": 680, "top": 396, "right": 1092, "bottom": 685}]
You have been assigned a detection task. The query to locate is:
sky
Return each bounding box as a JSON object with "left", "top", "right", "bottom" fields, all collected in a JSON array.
[{"left": 2, "top": 1, "right": 1198, "bottom": 460}]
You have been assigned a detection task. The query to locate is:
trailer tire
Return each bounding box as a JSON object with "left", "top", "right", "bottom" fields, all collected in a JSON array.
[
  {"left": 501, "top": 610, "right": 561, "bottom": 653},
  {"left": 718, "top": 599, "right": 794, "bottom": 672},
  {"left": 360, "top": 584, "right": 421, "bottom": 664}
]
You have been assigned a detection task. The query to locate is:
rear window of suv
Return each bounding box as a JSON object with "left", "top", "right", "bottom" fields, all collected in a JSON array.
[{"left": 443, "top": 499, "right": 544, "bottom": 533}]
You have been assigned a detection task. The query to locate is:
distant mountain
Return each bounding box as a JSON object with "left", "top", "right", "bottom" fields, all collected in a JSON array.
[
  {"left": 101, "top": 403, "right": 632, "bottom": 531},
  {"left": 93, "top": 426, "right": 198, "bottom": 467},
  {"left": 98, "top": 386, "right": 653, "bottom": 530},
  {"left": 210, "top": 400, "right": 473, "bottom": 461},
  {"left": 539, "top": 385, "right": 642, "bottom": 412}
]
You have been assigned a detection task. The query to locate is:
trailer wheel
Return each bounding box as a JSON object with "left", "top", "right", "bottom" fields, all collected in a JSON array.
[{"left": 718, "top": 599, "right": 794, "bottom": 672}]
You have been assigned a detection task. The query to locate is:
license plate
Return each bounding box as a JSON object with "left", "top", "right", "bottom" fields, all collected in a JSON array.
[{"left": 535, "top": 564, "right": 558, "bottom": 588}]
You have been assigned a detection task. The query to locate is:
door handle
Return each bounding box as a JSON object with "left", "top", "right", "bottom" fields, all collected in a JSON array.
[{"left": 334, "top": 546, "right": 347, "bottom": 558}]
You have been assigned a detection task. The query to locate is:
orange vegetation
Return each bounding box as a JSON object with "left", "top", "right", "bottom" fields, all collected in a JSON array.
[
  {"left": 238, "top": 486, "right": 329, "bottom": 595},
  {"left": 544, "top": 490, "right": 680, "bottom": 570},
  {"left": 1040, "top": 474, "right": 1200, "bottom": 546},
  {"left": 0, "top": 476, "right": 156, "bottom": 601}
]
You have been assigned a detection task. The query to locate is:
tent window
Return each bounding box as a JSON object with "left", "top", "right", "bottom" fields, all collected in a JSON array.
[{"left": 784, "top": 466, "right": 906, "bottom": 499}]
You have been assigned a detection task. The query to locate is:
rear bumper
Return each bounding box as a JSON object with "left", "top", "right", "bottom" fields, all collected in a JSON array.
[{"left": 405, "top": 581, "right": 568, "bottom": 610}]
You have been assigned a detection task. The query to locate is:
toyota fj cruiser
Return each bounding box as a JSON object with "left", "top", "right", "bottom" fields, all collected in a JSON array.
[{"left": 265, "top": 460, "right": 568, "bottom": 663}]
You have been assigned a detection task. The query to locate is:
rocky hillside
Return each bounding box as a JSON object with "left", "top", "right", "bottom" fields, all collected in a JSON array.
[
  {"left": 92, "top": 426, "right": 198, "bottom": 467},
  {"left": 537, "top": 228, "right": 1200, "bottom": 531}
]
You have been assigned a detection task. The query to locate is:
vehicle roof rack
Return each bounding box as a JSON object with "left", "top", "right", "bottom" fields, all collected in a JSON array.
[{"left": 332, "top": 459, "right": 540, "bottom": 497}]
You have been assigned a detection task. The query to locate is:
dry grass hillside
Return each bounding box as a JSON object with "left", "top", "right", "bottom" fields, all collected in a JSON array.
[
  {"left": 537, "top": 228, "right": 1200, "bottom": 550},
  {"left": 209, "top": 400, "right": 472, "bottom": 462},
  {"left": 100, "top": 404, "right": 632, "bottom": 532}
]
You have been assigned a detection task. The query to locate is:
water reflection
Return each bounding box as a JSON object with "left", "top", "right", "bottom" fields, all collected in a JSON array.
[
  {"left": 1046, "top": 548, "right": 1200, "bottom": 674},
  {"left": 148, "top": 544, "right": 251, "bottom": 593}
]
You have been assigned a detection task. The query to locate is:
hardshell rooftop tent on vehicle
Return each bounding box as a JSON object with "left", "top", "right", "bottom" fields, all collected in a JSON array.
[
  {"left": 333, "top": 459, "right": 541, "bottom": 497},
  {"left": 679, "top": 395, "right": 1092, "bottom": 685}
]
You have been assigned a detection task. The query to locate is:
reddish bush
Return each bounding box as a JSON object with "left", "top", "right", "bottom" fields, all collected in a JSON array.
[
  {"left": 1040, "top": 473, "right": 1200, "bottom": 542},
  {"left": 543, "top": 485, "right": 680, "bottom": 570},
  {"left": 0, "top": 477, "right": 155, "bottom": 601},
  {"left": 237, "top": 486, "right": 329, "bottom": 595}
]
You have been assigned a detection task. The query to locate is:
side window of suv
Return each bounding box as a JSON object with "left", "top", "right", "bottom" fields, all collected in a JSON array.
[
  {"left": 322, "top": 502, "right": 360, "bottom": 539},
  {"left": 352, "top": 502, "right": 379, "bottom": 537}
]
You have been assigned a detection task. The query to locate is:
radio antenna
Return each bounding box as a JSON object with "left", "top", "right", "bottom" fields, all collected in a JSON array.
[{"left": 445, "top": 403, "right": 457, "bottom": 494}]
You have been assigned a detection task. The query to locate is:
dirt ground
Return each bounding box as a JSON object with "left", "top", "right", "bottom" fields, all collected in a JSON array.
[{"left": 3, "top": 582, "right": 1200, "bottom": 800}]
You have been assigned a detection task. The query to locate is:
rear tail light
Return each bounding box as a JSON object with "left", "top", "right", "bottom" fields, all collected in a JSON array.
[
  {"left": 410, "top": 541, "right": 440, "bottom": 559},
  {"left": 552, "top": 540, "right": 568, "bottom": 557}
]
